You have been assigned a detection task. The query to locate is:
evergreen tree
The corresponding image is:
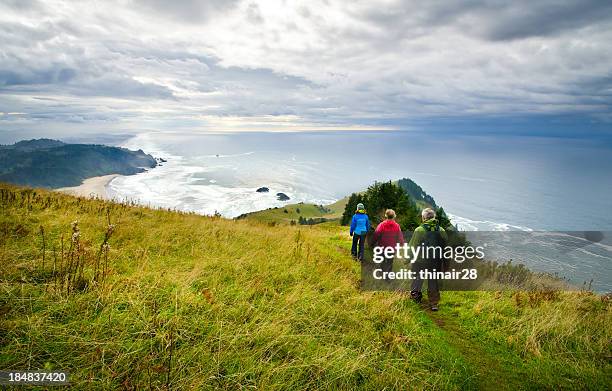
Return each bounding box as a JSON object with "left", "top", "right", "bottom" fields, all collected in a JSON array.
[
  {"left": 341, "top": 193, "right": 364, "bottom": 225},
  {"left": 435, "top": 207, "right": 452, "bottom": 229},
  {"left": 341, "top": 181, "right": 419, "bottom": 230},
  {"left": 363, "top": 181, "right": 418, "bottom": 230},
  {"left": 341, "top": 180, "right": 451, "bottom": 231},
  {"left": 397, "top": 177, "right": 437, "bottom": 207}
]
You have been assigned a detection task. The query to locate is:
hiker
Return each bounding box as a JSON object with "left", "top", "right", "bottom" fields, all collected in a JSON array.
[
  {"left": 373, "top": 209, "right": 405, "bottom": 279},
  {"left": 350, "top": 202, "right": 370, "bottom": 260},
  {"left": 409, "top": 208, "right": 447, "bottom": 311}
]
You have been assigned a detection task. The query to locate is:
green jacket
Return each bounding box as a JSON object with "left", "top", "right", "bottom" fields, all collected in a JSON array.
[{"left": 408, "top": 218, "right": 448, "bottom": 262}]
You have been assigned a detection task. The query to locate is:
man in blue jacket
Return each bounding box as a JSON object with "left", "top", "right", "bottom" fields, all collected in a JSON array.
[{"left": 350, "top": 203, "right": 371, "bottom": 261}]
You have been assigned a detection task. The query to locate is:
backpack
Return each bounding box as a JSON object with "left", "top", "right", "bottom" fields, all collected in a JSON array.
[{"left": 419, "top": 222, "right": 448, "bottom": 270}]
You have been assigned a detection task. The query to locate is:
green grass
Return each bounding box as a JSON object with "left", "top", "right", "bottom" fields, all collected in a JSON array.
[
  {"left": 0, "top": 184, "right": 610, "bottom": 390},
  {"left": 240, "top": 197, "right": 347, "bottom": 225}
]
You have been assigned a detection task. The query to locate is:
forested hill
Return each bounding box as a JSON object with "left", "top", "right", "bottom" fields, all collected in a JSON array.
[
  {"left": 397, "top": 177, "right": 437, "bottom": 208},
  {"left": 340, "top": 180, "right": 450, "bottom": 231},
  {"left": 0, "top": 139, "right": 157, "bottom": 188}
]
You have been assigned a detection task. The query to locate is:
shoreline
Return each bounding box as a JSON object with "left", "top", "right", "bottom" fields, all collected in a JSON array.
[{"left": 55, "top": 174, "right": 120, "bottom": 199}]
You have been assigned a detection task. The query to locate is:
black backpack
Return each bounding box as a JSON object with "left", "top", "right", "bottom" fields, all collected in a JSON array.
[{"left": 419, "top": 223, "right": 447, "bottom": 268}]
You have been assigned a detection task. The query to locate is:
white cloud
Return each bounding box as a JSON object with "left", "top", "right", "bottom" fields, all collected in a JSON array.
[{"left": 0, "top": 0, "right": 611, "bottom": 136}]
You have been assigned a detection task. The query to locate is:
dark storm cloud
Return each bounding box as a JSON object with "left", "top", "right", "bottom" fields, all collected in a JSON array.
[
  {"left": 471, "top": 0, "right": 612, "bottom": 41},
  {"left": 354, "top": 0, "right": 612, "bottom": 41},
  {"left": 0, "top": 67, "right": 76, "bottom": 86}
]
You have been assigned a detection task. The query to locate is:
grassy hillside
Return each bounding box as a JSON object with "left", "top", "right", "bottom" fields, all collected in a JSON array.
[
  {"left": 1, "top": 184, "right": 610, "bottom": 390},
  {"left": 239, "top": 197, "right": 348, "bottom": 225}
]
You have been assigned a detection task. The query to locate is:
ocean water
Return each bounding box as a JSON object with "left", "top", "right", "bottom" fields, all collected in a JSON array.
[
  {"left": 110, "top": 130, "right": 612, "bottom": 230},
  {"left": 107, "top": 130, "right": 612, "bottom": 291}
]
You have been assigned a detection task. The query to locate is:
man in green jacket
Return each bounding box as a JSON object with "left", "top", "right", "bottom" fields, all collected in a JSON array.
[{"left": 409, "top": 208, "right": 448, "bottom": 311}]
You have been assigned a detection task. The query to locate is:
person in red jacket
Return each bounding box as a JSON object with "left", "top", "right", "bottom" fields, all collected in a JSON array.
[{"left": 373, "top": 209, "right": 405, "bottom": 279}]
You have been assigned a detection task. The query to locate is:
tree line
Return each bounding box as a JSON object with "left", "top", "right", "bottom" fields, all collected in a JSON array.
[{"left": 341, "top": 180, "right": 451, "bottom": 231}]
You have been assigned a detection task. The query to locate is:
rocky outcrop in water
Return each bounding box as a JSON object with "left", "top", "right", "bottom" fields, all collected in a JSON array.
[{"left": 276, "top": 192, "right": 290, "bottom": 201}]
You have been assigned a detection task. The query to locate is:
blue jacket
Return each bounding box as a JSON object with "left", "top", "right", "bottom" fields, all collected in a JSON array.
[{"left": 350, "top": 212, "right": 371, "bottom": 235}]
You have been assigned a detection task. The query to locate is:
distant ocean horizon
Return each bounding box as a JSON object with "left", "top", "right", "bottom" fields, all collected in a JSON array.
[
  {"left": 107, "top": 130, "right": 612, "bottom": 231},
  {"left": 102, "top": 130, "right": 612, "bottom": 291}
]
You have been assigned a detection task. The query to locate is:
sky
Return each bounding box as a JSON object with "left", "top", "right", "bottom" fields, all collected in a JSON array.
[{"left": 1, "top": 0, "right": 611, "bottom": 140}]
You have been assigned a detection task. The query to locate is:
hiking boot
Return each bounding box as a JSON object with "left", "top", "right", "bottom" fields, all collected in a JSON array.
[
  {"left": 430, "top": 305, "right": 439, "bottom": 312},
  {"left": 410, "top": 291, "right": 422, "bottom": 303}
]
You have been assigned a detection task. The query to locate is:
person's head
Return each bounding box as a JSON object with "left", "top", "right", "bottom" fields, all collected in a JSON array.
[
  {"left": 421, "top": 208, "right": 436, "bottom": 221},
  {"left": 385, "top": 209, "right": 396, "bottom": 220},
  {"left": 356, "top": 203, "right": 365, "bottom": 213}
]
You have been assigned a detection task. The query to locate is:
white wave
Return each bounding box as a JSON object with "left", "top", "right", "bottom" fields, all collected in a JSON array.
[
  {"left": 457, "top": 176, "right": 487, "bottom": 183},
  {"left": 530, "top": 231, "right": 612, "bottom": 252},
  {"left": 575, "top": 247, "right": 612, "bottom": 261},
  {"left": 120, "top": 133, "right": 175, "bottom": 157},
  {"left": 412, "top": 172, "right": 441, "bottom": 177},
  {"left": 108, "top": 133, "right": 338, "bottom": 218},
  {"left": 201, "top": 151, "right": 256, "bottom": 158},
  {"left": 448, "top": 213, "right": 533, "bottom": 232}
]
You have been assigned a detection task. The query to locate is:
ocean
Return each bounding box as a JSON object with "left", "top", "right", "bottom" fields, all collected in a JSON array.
[
  {"left": 110, "top": 130, "right": 612, "bottom": 230},
  {"left": 106, "top": 130, "right": 612, "bottom": 292}
]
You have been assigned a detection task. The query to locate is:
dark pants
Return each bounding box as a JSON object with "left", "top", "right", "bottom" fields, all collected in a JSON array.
[
  {"left": 351, "top": 233, "right": 366, "bottom": 260},
  {"left": 381, "top": 256, "right": 394, "bottom": 281},
  {"left": 410, "top": 259, "right": 441, "bottom": 305}
]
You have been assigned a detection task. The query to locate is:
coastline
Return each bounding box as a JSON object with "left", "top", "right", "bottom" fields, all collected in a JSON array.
[{"left": 55, "top": 174, "right": 120, "bottom": 199}]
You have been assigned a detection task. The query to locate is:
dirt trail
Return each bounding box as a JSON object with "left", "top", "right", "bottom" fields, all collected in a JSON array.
[
  {"left": 338, "top": 243, "right": 530, "bottom": 390},
  {"left": 425, "top": 309, "right": 529, "bottom": 391}
]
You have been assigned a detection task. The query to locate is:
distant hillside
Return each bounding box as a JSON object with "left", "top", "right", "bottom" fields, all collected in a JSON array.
[
  {"left": 0, "top": 139, "right": 157, "bottom": 188},
  {"left": 397, "top": 177, "right": 437, "bottom": 207},
  {"left": 242, "top": 178, "right": 443, "bottom": 229},
  {"left": 0, "top": 138, "right": 66, "bottom": 152},
  {"left": 237, "top": 198, "right": 347, "bottom": 225}
]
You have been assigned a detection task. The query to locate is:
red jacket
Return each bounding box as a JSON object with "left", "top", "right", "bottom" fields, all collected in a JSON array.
[{"left": 373, "top": 219, "right": 405, "bottom": 248}]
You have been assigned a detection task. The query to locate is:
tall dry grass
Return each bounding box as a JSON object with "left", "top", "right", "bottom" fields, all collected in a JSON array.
[{"left": 0, "top": 184, "right": 610, "bottom": 390}]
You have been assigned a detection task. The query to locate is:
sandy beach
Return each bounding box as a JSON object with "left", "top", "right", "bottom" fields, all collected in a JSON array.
[{"left": 56, "top": 174, "right": 120, "bottom": 199}]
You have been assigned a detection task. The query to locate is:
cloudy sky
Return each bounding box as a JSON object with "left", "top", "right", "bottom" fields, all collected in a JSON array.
[{"left": 1, "top": 0, "right": 611, "bottom": 139}]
